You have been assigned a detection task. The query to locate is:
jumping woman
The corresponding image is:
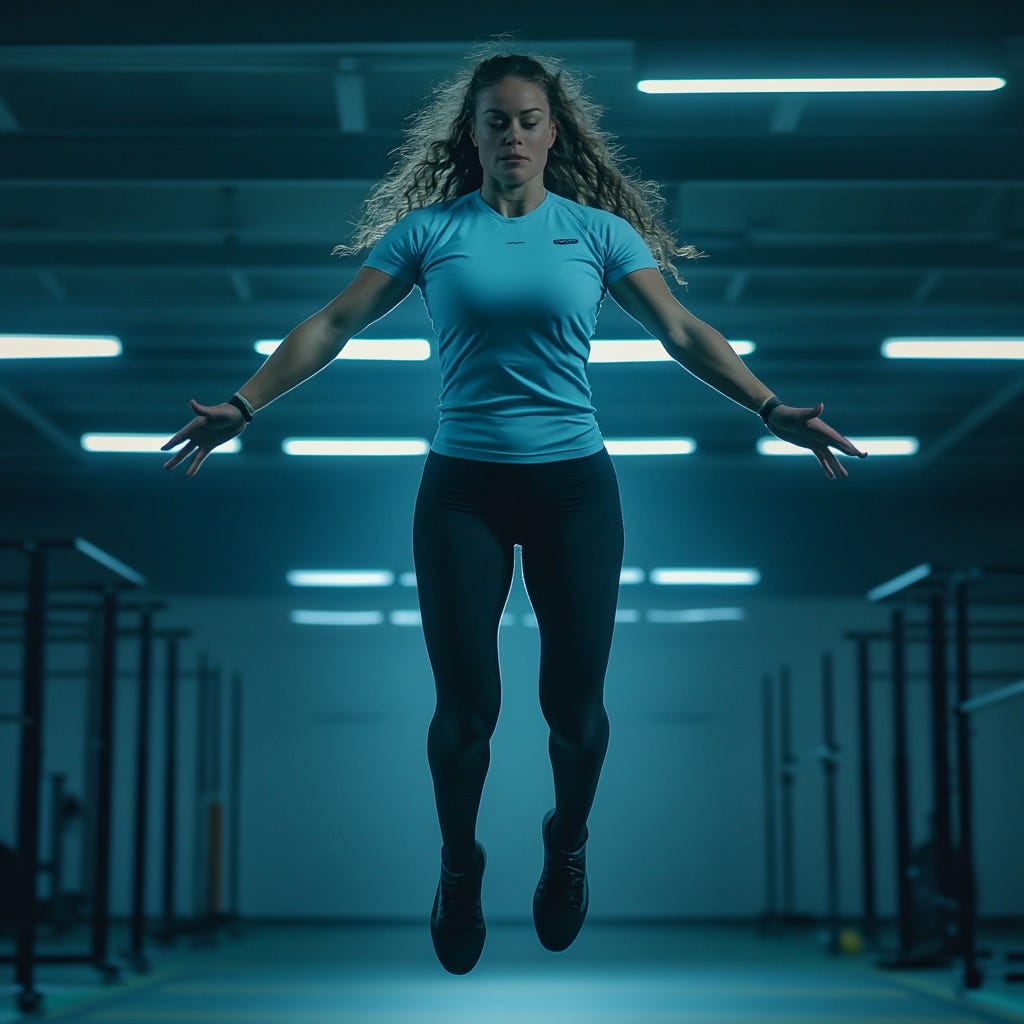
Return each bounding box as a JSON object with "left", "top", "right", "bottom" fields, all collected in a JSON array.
[{"left": 163, "top": 49, "right": 865, "bottom": 975}]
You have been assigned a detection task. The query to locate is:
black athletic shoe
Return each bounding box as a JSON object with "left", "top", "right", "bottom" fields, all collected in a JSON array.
[
  {"left": 533, "top": 808, "right": 589, "bottom": 952},
  {"left": 430, "top": 841, "right": 486, "bottom": 975}
]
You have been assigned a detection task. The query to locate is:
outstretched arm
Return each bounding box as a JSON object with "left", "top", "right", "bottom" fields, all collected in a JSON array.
[
  {"left": 162, "top": 267, "right": 412, "bottom": 475},
  {"left": 607, "top": 268, "right": 866, "bottom": 479}
]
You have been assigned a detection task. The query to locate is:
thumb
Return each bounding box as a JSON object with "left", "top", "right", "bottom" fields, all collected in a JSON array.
[
  {"left": 189, "top": 398, "right": 214, "bottom": 417},
  {"left": 805, "top": 401, "right": 824, "bottom": 421}
]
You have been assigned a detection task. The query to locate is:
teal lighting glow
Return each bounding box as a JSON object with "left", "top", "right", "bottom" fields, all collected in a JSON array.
[
  {"left": 758, "top": 437, "right": 919, "bottom": 456},
  {"left": 605, "top": 438, "right": 696, "bottom": 456},
  {"left": 619, "top": 567, "right": 645, "bottom": 585},
  {"left": 614, "top": 609, "right": 641, "bottom": 623},
  {"left": 2, "top": 335, "right": 122, "bottom": 358},
  {"left": 638, "top": 77, "right": 1005, "bottom": 94},
  {"left": 286, "top": 570, "right": 394, "bottom": 587},
  {"left": 399, "top": 572, "right": 418, "bottom": 587},
  {"left": 83, "top": 433, "right": 240, "bottom": 454},
  {"left": 651, "top": 568, "right": 760, "bottom": 586},
  {"left": 882, "top": 337, "right": 1024, "bottom": 360},
  {"left": 646, "top": 608, "right": 746, "bottom": 623},
  {"left": 290, "top": 610, "right": 384, "bottom": 626},
  {"left": 255, "top": 338, "right": 430, "bottom": 360},
  {"left": 590, "top": 339, "right": 754, "bottom": 362},
  {"left": 282, "top": 438, "right": 429, "bottom": 456}
]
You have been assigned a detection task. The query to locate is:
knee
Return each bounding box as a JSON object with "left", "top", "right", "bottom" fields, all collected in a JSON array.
[
  {"left": 543, "top": 700, "right": 609, "bottom": 751},
  {"left": 430, "top": 701, "right": 500, "bottom": 750}
]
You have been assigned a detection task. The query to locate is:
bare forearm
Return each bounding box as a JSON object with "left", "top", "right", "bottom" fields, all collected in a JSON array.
[
  {"left": 235, "top": 312, "right": 346, "bottom": 412},
  {"left": 666, "top": 318, "right": 774, "bottom": 413}
]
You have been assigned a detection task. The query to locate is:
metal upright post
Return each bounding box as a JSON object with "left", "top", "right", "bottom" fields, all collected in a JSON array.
[
  {"left": 927, "top": 590, "right": 954, "bottom": 940},
  {"left": 129, "top": 606, "right": 154, "bottom": 971},
  {"left": 89, "top": 588, "right": 119, "bottom": 981},
  {"left": 855, "top": 636, "right": 878, "bottom": 946},
  {"left": 159, "top": 633, "right": 180, "bottom": 944},
  {"left": 228, "top": 672, "right": 242, "bottom": 932},
  {"left": 761, "top": 671, "right": 778, "bottom": 932},
  {"left": 954, "top": 580, "right": 982, "bottom": 988},
  {"left": 779, "top": 664, "right": 796, "bottom": 924},
  {"left": 14, "top": 543, "right": 46, "bottom": 1014},
  {"left": 822, "top": 652, "right": 840, "bottom": 955},
  {"left": 891, "top": 607, "right": 915, "bottom": 962},
  {"left": 49, "top": 773, "right": 67, "bottom": 930},
  {"left": 192, "top": 653, "right": 210, "bottom": 936}
]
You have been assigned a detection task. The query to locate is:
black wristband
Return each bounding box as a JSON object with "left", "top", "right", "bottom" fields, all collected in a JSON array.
[
  {"left": 758, "top": 397, "right": 783, "bottom": 426},
  {"left": 228, "top": 394, "right": 253, "bottom": 423}
]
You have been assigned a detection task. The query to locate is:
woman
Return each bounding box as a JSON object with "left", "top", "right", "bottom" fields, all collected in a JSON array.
[{"left": 163, "top": 50, "right": 865, "bottom": 975}]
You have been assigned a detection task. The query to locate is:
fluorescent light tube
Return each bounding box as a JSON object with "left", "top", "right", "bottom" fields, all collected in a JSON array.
[
  {"left": 619, "top": 567, "right": 645, "bottom": 585},
  {"left": 82, "top": 434, "right": 240, "bottom": 454},
  {"left": 2, "top": 335, "right": 122, "bottom": 358},
  {"left": 282, "top": 438, "right": 429, "bottom": 456},
  {"left": 399, "top": 572, "right": 418, "bottom": 587},
  {"left": 614, "top": 609, "right": 640, "bottom": 623},
  {"left": 758, "top": 437, "right": 919, "bottom": 456},
  {"left": 590, "top": 339, "right": 754, "bottom": 362},
  {"left": 638, "top": 77, "right": 1005, "bottom": 94},
  {"left": 646, "top": 608, "right": 746, "bottom": 623},
  {"left": 290, "top": 610, "right": 384, "bottom": 626},
  {"left": 651, "top": 568, "right": 760, "bottom": 586},
  {"left": 256, "top": 338, "right": 430, "bottom": 360},
  {"left": 605, "top": 438, "right": 696, "bottom": 456},
  {"left": 882, "top": 338, "right": 1024, "bottom": 359},
  {"left": 286, "top": 570, "right": 395, "bottom": 587},
  {"left": 389, "top": 610, "right": 422, "bottom": 626}
]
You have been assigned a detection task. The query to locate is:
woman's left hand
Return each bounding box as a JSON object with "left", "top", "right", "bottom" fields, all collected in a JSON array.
[{"left": 765, "top": 402, "right": 867, "bottom": 479}]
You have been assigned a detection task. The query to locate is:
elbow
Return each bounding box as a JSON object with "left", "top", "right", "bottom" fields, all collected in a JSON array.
[{"left": 659, "top": 324, "right": 692, "bottom": 363}]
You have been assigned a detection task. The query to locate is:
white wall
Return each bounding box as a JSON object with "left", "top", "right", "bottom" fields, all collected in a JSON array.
[{"left": 5, "top": 583, "right": 1019, "bottom": 925}]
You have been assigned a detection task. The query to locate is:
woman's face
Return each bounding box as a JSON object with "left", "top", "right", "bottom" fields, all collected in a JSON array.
[{"left": 470, "top": 77, "right": 557, "bottom": 190}]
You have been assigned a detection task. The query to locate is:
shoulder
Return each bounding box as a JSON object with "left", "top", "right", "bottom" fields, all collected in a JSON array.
[
  {"left": 548, "top": 193, "right": 638, "bottom": 236},
  {"left": 388, "top": 193, "right": 473, "bottom": 230}
]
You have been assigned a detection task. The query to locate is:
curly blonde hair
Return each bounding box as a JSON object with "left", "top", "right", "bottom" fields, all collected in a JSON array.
[{"left": 332, "top": 48, "right": 705, "bottom": 285}]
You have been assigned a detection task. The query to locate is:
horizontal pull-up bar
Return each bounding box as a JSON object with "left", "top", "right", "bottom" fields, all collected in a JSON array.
[
  {"left": 0, "top": 537, "right": 145, "bottom": 588},
  {"left": 959, "top": 678, "right": 1024, "bottom": 715}
]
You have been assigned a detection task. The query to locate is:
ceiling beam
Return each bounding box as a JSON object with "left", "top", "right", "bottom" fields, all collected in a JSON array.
[{"left": 2, "top": 134, "right": 1023, "bottom": 184}]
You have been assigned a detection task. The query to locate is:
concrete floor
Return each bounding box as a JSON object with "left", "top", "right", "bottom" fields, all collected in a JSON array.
[{"left": 3, "top": 922, "right": 1023, "bottom": 1024}]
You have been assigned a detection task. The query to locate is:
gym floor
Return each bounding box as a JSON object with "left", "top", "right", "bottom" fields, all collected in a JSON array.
[{"left": 3, "top": 923, "right": 1023, "bottom": 1024}]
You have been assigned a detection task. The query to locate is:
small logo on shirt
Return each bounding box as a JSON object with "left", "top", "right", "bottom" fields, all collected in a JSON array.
[
  {"left": 552, "top": 238, "right": 579, "bottom": 245},
  {"left": 506, "top": 240, "right": 526, "bottom": 245}
]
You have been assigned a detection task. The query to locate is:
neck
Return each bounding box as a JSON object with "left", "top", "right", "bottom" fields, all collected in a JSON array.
[{"left": 478, "top": 180, "right": 547, "bottom": 218}]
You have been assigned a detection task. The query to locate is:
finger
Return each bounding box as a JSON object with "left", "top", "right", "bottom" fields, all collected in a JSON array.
[
  {"left": 813, "top": 448, "right": 836, "bottom": 480},
  {"left": 161, "top": 431, "right": 190, "bottom": 452},
  {"left": 810, "top": 419, "right": 867, "bottom": 459},
  {"left": 163, "top": 442, "right": 195, "bottom": 471},
  {"left": 186, "top": 447, "right": 210, "bottom": 477}
]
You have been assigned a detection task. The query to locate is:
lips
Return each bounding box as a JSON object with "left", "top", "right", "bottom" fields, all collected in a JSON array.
[{"left": 501, "top": 156, "right": 528, "bottom": 163}]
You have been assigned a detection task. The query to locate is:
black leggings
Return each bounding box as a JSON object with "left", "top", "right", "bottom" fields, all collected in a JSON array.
[{"left": 413, "top": 448, "right": 624, "bottom": 868}]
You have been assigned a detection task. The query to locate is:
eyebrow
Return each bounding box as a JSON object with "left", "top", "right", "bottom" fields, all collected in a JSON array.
[{"left": 482, "top": 107, "right": 544, "bottom": 116}]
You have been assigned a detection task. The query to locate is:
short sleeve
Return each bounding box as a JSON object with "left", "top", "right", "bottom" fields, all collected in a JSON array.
[
  {"left": 363, "top": 210, "right": 428, "bottom": 286},
  {"left": 601, "top": 213, "right": 659, "bottom": 286}
]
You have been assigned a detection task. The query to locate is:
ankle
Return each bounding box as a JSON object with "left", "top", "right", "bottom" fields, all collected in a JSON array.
[
  {"left": 549, "top": 814, "right": 586, "bottom": 851},
  {"left": 442, "top": 843, "right": 478, "bottom": 874}
]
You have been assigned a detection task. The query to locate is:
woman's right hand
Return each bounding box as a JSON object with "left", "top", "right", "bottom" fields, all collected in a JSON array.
[{"left": 161, "top": 398, "right": 247, "bottom": 477}]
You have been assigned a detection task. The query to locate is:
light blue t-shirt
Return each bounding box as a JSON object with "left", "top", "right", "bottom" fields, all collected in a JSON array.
[{"left": 363, "top": 190, "right": 658, "bottom": 463}]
